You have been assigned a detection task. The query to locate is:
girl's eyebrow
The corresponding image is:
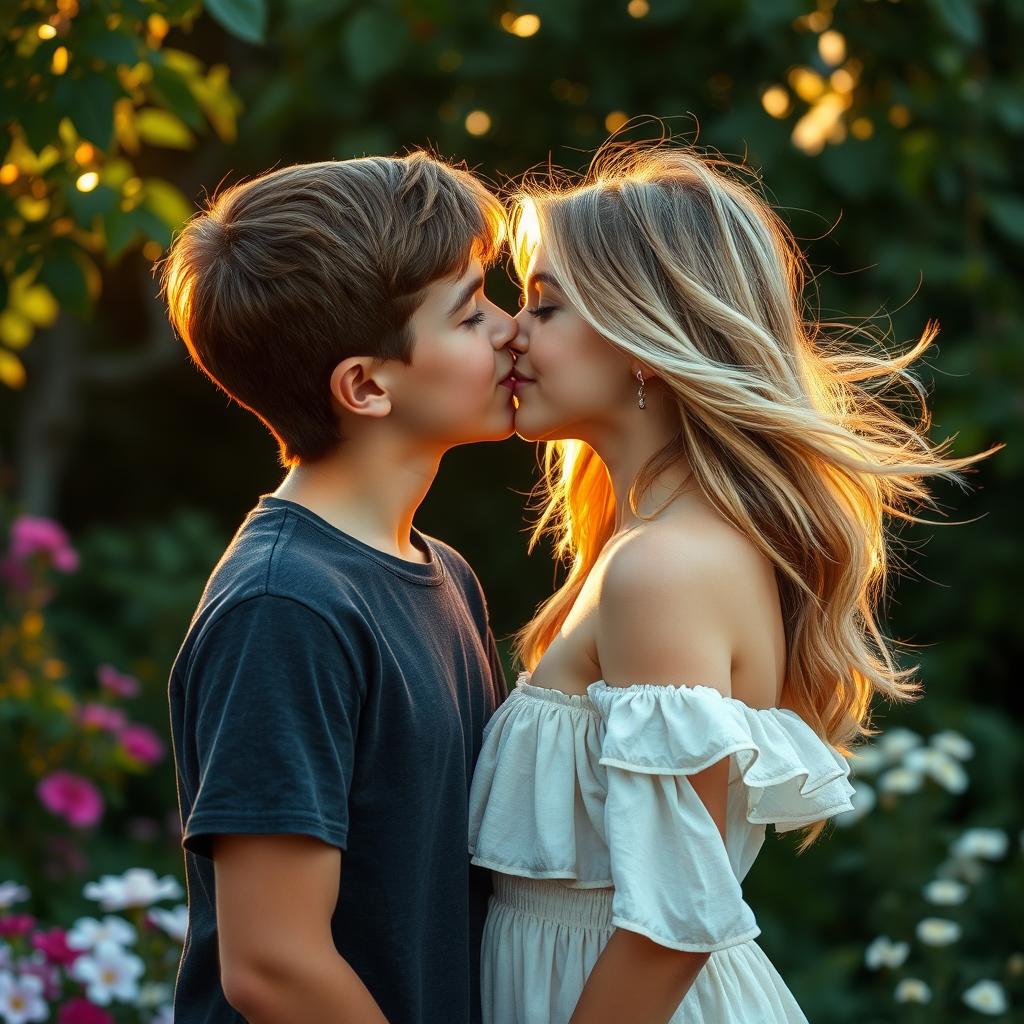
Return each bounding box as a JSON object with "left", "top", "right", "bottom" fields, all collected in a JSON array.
[
  {"left": 526, "top": 271, "right": 561, "bottom": 292},
  {"left": 447, "top": 275, "right": 484, "bottom": 318}
]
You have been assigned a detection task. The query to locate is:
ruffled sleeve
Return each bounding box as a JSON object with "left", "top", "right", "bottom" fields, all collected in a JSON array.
[{"left": 586, "top": 681, "right": 855, "bottom": 953}]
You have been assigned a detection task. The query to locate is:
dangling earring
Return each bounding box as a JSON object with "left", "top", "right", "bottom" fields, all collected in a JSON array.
[{"left": 636, "top": 369, "right": 646, "bottom": 410}]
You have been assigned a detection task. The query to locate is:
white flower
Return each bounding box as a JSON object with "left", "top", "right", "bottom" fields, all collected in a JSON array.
[
  {"left": 962, "top": 980, "right": 1008, "bottom": 1015},
  {"left": 137, "top": 981, "right": 172, "bottom": 1009},
  {"left": 834, "top": 780, "right": 876, "bottom": 827},
  {"left": 878, "top": 766, "right": 924, "bottom": 794},
  {"left": 916, "top": 917, "right": 962, "bottom": 946},
  {"left": 865, "top": 935, "right": 910, "bottom": 969},
  {"left": 951, "top": 828, "right": 1008, "bottom": 861},
  {"left": 895, "top": 978, "right": 932, "bottom": 1004},
  {"left": 0, "top": 971, "right": 48, "bottom": 1024},
  {"left": 930, "top": 729, "right": 974, "bottom": 761},
  {"left": 879, "top": 727, "right": 923, "bottom": 762},
  {"left": 69, "top": 940, "right": 145, "bottom": 1005},
  {"left": 923, "top": 878, "right": 969, "bottom": 905},
  {"left": 67, "top": 915, "right": 137, "bottom": 952},
  {"left": 937, "top": 855, "right": 987, "bottom": 884},
  {"left": 849, "top": 745, "right": 887, "bottom": 776},
  {"left": 928, "top": 752, "right": 969, "bottom": 794},
  {"left": 0, "top": 884, "right": 30, "bottom": 913},
  {"left": 148, "top": 1007, "right": 174, "bottom": 1024},
  {"left": 83, "top": 868, "right": 183, "bottom": 911},
  {"left": 147, "top": 905, "right": 188, "bottom": 943}
]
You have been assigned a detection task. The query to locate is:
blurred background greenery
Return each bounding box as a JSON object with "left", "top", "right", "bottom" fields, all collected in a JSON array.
[{"left": 1, "top": 0, "right": 1021, "bottom": 1020}]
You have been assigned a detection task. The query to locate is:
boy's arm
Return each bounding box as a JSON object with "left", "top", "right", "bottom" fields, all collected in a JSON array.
[{"left": 214, "top": 834, "right": 389, "bottom": 1023}]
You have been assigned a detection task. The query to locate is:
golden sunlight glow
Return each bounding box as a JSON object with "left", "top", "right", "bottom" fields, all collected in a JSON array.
[
  {"left": 74, "top": 142, "right": 95, "bottom": 164},
  {"left": 604, "top": 110, "right": 629, "bottom": 132},
  {"left": 628, "top": 0, "right": 650, "bottom": 16},
  {"left": 888, "top": 104, "right": 911, "bottom": 128},
  {"left": 761, "top": 85, "right": 791, "bottom": 118},
  {"left": 830, "top": 67, "right": 855, "bottom": 93},
  {"left": 806, "top": 10, "right": 831, "bottom": 32},
  {"left": 791, "top": 92, "right": 851, "bottom": 155},
  {"left": 75, "top": 171, "right": 99, "bottom": 192},
  {"left": 851, "top": 116, "right": 873, "bottom": 139},
  {"left": 464, "top": 110, "right": 492, "bottom": 135},
  {"left": 0, "top": 164, "right": 18, "bottom": 186},
  {"left": 38, "top": 23, "right": 57, "bottom": 39},
  {"left": 818, "top": 29, "right": 846, "bottom": 65},
  {"left": 147, "top": 13, "right": 169, "bottom": 38},
  {"left": 513, "top": 197, "right": 542, "bottom": 276},
  {"left": 51, "top": 46, "right": 69, "bottom": 74},
  {"left": 787, "top": 66, "right": 826, "bottom": 103},
  {"left": 142, "top": 240, "right": 163, "bottom": 261},
  {"left": 501, "top": 13, "right": 541, "bottom": 36}
]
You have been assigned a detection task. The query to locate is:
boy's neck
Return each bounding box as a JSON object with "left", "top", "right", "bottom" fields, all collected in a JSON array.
[{"left": 272, "top": 436, "right": 442, "bottom": 563}]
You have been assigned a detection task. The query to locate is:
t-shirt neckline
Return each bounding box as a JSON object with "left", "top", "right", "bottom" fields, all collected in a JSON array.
[{"left": 255, "top": 494, "right": 446, "bottom": 585}]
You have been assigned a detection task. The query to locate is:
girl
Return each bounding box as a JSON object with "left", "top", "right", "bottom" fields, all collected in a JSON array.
[{"left": 467, "top": 138, "right": 999, "bottom": 1024}]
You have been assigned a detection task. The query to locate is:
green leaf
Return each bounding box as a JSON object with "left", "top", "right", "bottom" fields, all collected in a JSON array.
[
  {"left": 342, "top": 7, "right": 410, "bottom": 83},
  {"left": 985, "top": 193, "right": 1024, "bottom": 246},
  {"left": 38, "top": 242, "right": 91, "bottom": 317},
  {"left": 932, "top": 0, "right": 982, "bottom": 44},
  {"left": 58, "top": 73, "right": 121, "bottom": 150},
  {"left": 20, "top": 96, "right": 63, "bottom": 153},
  {"left": 78, "top": 23, "right": 140, "bottom": 66},
  {"left": 205, "top": 0, "right": 267, "bottom": 44},
  {"left": 135, "top": 108, "right": 196, "bottom": 149},
  {"left": 64, "top": 182, "right": 119, "bottom": 228},
  {"left": 149, "top": 63, "right": 206, "bottom": 131},
  {"left": 103, "top": 207, "right": 142, "bottom": 263}
]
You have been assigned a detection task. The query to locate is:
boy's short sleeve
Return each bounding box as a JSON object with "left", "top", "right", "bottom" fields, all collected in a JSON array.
[{"left": 180, "top": 594, "right": 363, "bottom": 860}]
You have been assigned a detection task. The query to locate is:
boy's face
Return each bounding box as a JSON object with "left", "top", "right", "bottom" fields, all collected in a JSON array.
[{"left": 381, "top": 257, "right": 520, "bottom": 447}]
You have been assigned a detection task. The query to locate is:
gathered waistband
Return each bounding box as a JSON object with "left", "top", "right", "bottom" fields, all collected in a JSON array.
[{"left": 490, "top": 872, "right": 615, "bottom": 931}]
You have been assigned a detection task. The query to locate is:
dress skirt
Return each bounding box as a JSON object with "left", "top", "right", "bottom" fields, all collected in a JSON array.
[{"left": 480, "top": 873, "right": 810, "bottom": 1024}]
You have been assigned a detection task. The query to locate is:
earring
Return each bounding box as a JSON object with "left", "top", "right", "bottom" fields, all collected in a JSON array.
[{"left": 636, "top": 369, "right": 646, "bottom": 409}]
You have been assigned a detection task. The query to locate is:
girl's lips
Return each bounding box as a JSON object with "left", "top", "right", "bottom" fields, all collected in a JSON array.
[{"left": 499, "top": 372, "right": 536, "bottom": 392}]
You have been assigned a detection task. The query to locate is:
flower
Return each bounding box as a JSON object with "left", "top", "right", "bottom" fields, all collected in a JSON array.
[
  {"left": 962, "top": 980, "right": 1009, "bottom": 1015},
  {"left": 83, "top": 869, "right": 182, "bottom": 912},
  {"left": 31, "top": 927, "right": 80, "bottom": 966},
  {"left": 930, "top": 729, "right": 974, "bottom": 761},
  {"left": 6, "top": 516, "right": 80, "bottom": 573},
  {"left": 0, "top": 887, "right": 29, "bottom": 914},
  {"left": 118, "top": 725, "right": 165, "bottom": 766},
  {"left": 57, "top": 997, "right": 116, "bottom": 1024},
  {"left": 66, "top": 916, "right": 137, "bottom": 953},
  {"left": 894, "top": 978, "right": 932, "bottom": 1004},
  {"left": 68, "top": 941, "right": 145, "bottom": 1006},
  {"left": 15, "top": 954, "right": 61, "bottom": 1001},
  {"left": 136, "top": 982, "right": 172, "bottom": 1010},
  {"left": 0, "top": 971, "right": 48, "bottom": 1023},
  {"left": 951, "top": 828, "right": 1009, "bottom": 861},
  {"left": 864, "top": 935, "right": 909, "bottom": 969},
  {"left": 878, "top": 727, "right": 923, "bottom": 762},
  {"left": 96, "top": 665, "right": 140, "bottom": 699},
  {"left": 147, "top": 1007, "right": 173, "bottom": 1024},
  {"left": 916, "top": 917, "right": 962, "bottom": 946},
  {"left": 848, "top": 745, "right": 886, "bottom": 776},
  {"left": 37, "top": 772, "right": 104, "bottom": 829},
  {"left": 833, "top": 780, "right": 876, "bottom": 827},
  {"left": 0, "top": 917, "right": 36, "bottom": 940},
  {"left": 923, "top": 878, "right": 969, "bottom": 906},
  {"left": 77, "top": 704, "right": 128, "bottom": 734},
  {"left": 877, "top": 766, "right": 923, "bottom": 795},
  {"left": 147, "top": 905, "right": 188, "bottom": 943}
]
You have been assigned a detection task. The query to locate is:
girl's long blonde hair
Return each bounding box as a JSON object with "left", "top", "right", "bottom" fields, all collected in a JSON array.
[{"left": 509, "top": 137, "right": 1001, "bottom": 848}]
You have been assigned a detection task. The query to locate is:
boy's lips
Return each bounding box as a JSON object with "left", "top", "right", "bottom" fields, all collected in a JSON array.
[{"left": 499, "top": 370, "right": 536, "bottom": 392}]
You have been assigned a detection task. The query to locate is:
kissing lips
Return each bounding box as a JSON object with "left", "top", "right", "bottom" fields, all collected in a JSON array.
[{"left": 499, "top": 371, "right": 536, "bottom": 394}]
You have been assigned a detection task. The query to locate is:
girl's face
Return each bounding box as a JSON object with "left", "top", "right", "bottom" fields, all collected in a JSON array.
[{"left": 510, "top": 241, "right": 636, "bottom": 443}]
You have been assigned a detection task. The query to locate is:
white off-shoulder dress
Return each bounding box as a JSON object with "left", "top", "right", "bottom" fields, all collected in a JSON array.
[{"left": 467, "top": 673, "right": 856, "bottom": 1024}]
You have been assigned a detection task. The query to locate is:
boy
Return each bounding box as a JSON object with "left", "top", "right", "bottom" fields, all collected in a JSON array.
[{"left": 158, "top": 151, "right": 518, "bottom": 1023}]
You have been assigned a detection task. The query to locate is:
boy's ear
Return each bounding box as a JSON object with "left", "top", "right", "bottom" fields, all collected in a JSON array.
[{"left": 330, "top": 356, "right": 393, "bottom": 418}]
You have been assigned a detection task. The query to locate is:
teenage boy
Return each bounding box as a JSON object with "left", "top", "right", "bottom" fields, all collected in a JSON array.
[{"left": 158, "top": 151, "right": 518, "bottom": 1024}]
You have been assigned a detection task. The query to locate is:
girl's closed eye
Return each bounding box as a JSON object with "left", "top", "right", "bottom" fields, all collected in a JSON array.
[
  {"left": 527, "top": 305, "right": 557, "bottom": 320},
  {"left": 461, "top": 310, "right": 487, "bottom": 327}
]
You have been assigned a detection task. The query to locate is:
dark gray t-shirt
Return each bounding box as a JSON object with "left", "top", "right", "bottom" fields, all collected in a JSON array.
[{"left": 167, "top": 494, "right": 507, "bottom": 1024}]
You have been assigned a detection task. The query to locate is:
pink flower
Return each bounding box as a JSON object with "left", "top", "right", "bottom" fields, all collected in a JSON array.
[
  {"left": 118, "top": 724, "right": 165, "bottom": 766},
  {"left": 37, "top": 771, "right": 104, "bottom": 828},
  {"left": 0, "top": 913, "right": 36, "bottom": 937},
  {"left": 17, "top": 955, "right": 62, "bottom": 1000},
  {"left": 7, "top": 515, "right": 80, "bottom": 573},
  {"left": 32, "top": 927, "right": 82, "bottom": 966},
  {"left": 58, "top": 997, "right": 116, "bottom": 1024},
  {"left": 78, "top": 703, "right": 128, "bottom": 733},
  {"left": 96, "top": 664, "right": 140, "bottom": 699}
]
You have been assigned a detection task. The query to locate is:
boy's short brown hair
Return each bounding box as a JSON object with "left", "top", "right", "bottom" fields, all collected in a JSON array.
[{"left": 157, "top": 151, "right": 505, "bottom": 466}]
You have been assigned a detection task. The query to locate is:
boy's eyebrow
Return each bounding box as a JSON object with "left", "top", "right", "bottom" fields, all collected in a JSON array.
[{"left": 447, "top": 275, "right": 484, "bottom": 317}]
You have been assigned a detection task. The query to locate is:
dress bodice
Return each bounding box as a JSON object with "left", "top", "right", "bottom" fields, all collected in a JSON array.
[{"left": 468, "top": 671, "right": 856, "bottom": 953}]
